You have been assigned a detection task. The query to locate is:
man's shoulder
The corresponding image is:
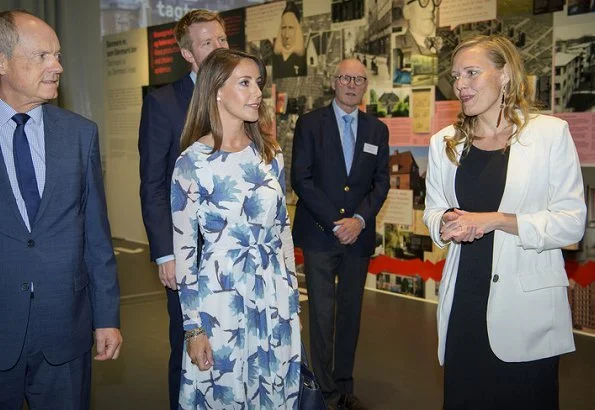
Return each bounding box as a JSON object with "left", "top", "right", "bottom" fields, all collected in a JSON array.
[
  {"left": 43, "top": 104, "right": 96, "bottom": 129},
  {"left": 146, "top": 81, "right": 177, "bottom": 101},
  {"left": 145, "top": 74, "right": 191, "bottom": 102},
  {"left": 359, "top": 109, "right": 387, "bottom": 131},
  {"left": 299, "top": 105, "right": 330, "bottom": 121}
]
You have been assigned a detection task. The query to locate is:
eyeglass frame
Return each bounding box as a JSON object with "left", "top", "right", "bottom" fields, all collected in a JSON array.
[
  {"left": 406, "top": 0, "right": 442, "bottom": 8},
  {"left": 334, "top": 75, "right": 367, "bottom": 86}
]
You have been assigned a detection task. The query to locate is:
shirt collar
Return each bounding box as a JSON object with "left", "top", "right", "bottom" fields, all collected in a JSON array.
[
  {"left": 190, "top": 71, "right": 197, "bottom": 85},
  {"left": 0, "top": 98, "right": 44, "bottom": 127},
  {"left": 332, "top": 98, "right": 358, "bottom": 123}
]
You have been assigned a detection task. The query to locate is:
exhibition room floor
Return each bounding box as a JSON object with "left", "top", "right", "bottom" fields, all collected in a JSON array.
[{"left": 90, "top": 240, "right": 595, "bottom": 410}]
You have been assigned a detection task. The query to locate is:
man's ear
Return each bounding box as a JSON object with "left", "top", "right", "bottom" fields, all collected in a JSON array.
[
  {"left": 180, "top": 48, "right": 195, "bottom": 66},
  {"left": 0, "top": 53, "right": 7, "bottom": 76}
]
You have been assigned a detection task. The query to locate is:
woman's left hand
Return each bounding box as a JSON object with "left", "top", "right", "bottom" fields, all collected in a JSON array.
[{"left": 187, "top": 334, "right": 214, "bottom": 371}]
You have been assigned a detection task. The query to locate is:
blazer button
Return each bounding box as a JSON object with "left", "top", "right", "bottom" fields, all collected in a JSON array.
[
  {"left": 492, "top": 274, "right": 499, "bottom": 283},
  {"left": 344, "top": 186, "right": 350, "bottom": 192},
  {"left": 339, "top": 208, "right": 345, "bottom": 214},
  {"left": 27, "top": 239, "right": 35, "bottom": 248},
  {"left": 21, "top": 282, "right": 30, "bottom": 291}
]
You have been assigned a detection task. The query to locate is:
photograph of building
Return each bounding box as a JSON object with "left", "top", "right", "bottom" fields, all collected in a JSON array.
[
  {"left": 554, "top": 32, "right": 595, "bottom": 112},
  {"left": 388, "top": 149, "right": 426, "bottom": 208},
  {"left": 376, "top": 271, "right": 425, "bottom": 298},
  {"left": 568, "top": 280, "right": 595, "bottom": 334}
]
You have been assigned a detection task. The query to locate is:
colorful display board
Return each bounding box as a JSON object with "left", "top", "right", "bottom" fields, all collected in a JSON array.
[{"left": 102, "top": 0, "right": 595, "bottom": 334}]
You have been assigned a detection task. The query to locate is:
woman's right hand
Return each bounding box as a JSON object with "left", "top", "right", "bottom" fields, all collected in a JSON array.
[
  {"left": 187, "top": 334, "right": 214, "bottom": 371},
  {"left": 440, "top": 209, "right": 485, "bottom": 243}
]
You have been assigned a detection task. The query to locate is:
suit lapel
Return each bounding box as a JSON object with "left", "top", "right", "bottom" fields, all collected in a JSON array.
[
  {"left": 0, "top": 146, "right": 29, "bottom": 234},
  {"left": 351, "top": 111, "right": 367, "bottom": 172},
  {"left": 444, "top": 144, "right": 462, "bottom": 208},
  {"left": 178, "top": 74, "right": 193, "bottom": 103},
  {"left": 498, "top": 139, "right": 531, "bottom": 213},
  {"left": 174, "top": 74, "right": 194, "bottom": 150},
  {"left": 492, "top": 136, "right": 532, "bottom": 265},
  {"left": 324, "top": 105, "right": 347, "bottom": 174},
  {"left": 34, "top": 105, "right": 67, "bottom": 227}
]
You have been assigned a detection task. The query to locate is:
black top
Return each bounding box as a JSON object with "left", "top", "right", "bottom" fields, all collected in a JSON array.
[
  {"left": 453, "top": 145, "right": 509, "bottom": 299},
  {"left": 443, "top": 145, "right": 559, "bottom": 410}
]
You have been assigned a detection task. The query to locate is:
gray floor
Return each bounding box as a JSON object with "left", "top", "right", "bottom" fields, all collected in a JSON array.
[{"left": 89, "top": 240, "right": 595, "bottom": 409}]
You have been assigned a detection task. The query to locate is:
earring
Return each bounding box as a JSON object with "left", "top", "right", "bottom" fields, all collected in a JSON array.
[
  {"left": 217, "top": 97, "right": 221, "bottom": 102},
  {"left": 496, "top": 86, "right": 505, "bottom": 128}
]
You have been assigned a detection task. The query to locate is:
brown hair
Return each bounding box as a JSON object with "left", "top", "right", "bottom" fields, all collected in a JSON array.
[
  {"left": 174, "top": 9, "right": 225, "bottom": 51},
  {"left": 445, "top": 35, "right": 537, "bottom": 165},
  {"left": 180, "top": 48, "right": 278, "bottom": 163}
]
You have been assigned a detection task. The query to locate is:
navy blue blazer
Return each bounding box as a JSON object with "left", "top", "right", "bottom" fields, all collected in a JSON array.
[
  {"left": 139, "top": 74, "right": 193, "bottom": 260},
  {"left": 0, "top": 104, "right": 120, "bottom": 370},
  {"left": 291, "top": 104, "right": 390, "bottom": 256}
]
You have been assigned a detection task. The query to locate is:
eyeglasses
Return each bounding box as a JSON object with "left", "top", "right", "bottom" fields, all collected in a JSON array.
[
  {"left": 406, "top": 0, "right": 442, "bottom": 8},
  {"left": 335, "top": 75, "right": 367, "bottom": 86}
]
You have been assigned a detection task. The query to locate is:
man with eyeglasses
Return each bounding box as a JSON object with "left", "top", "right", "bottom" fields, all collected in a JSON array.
[
  {"left": 396, "top": 0, "right": 442, "bottom": 55},
  {"left": 291, "top": 58, "right": 389, "bottom": 410}
]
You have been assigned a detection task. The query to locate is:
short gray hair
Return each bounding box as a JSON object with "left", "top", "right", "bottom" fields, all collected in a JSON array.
[{"left": 0, "top": 10, "right": 34, "bottom": 58}]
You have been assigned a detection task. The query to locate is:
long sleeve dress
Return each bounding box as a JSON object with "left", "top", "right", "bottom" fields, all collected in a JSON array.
[{"left": 171, "top": 141, "right": 301, "bottom": 409}]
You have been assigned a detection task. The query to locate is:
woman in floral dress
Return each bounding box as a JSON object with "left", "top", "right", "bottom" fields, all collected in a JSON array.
[{"left": 171, "top": 48, "right": 300, "bottom": 409}]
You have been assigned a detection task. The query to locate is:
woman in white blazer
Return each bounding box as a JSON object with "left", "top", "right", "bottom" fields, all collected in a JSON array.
[{"left": 423, "top": 35, "right": 585, "bottom": 409}]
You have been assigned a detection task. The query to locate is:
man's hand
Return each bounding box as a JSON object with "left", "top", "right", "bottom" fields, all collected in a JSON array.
[
  {"left": 333, "top": 217, "right": 364, "bottom": 245},
  {"left": 94, "top": 328, "right": 123, "bottom": 361},
  {"left": 158, "top": 259, "right": 177, "bottom": 290}
]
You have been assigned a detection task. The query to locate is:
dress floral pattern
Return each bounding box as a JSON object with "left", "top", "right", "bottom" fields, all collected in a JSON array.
[{"left": 171, "top": 142, "right": 300, "bottom": 409}]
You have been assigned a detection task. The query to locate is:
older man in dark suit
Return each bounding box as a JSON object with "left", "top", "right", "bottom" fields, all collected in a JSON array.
[
  {"left": 291, "top": 58, "right": 389, "bottom": 409},
  {"left": 138, "top": 9, "right": 228, "bottom": 409},
  {"left": 0, "top": 10, "right": 122, "bottom": 409}
]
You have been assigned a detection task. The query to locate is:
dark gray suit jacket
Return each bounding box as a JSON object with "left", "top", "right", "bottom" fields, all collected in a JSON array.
[
  {"left": 0, "top": 103, "right": 119, "bottom": 370},
  {"left": 139, "top": 74, "right": 193, "bottom": 261}
]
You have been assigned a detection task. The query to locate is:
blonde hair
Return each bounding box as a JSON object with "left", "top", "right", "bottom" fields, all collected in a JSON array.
[
  {"left": 180, "top": 49, "right": 278, "bottom": 164},
  {"left": 445, "top": 35, "right": 537, "bottom": 165}
]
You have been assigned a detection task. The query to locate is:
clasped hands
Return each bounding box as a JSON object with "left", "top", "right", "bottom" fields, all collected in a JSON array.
[
  {"left": 440, "top": 209, "right": 492, "bottom": 243},
  {"left": 334, "top": 217, "right": 363, "bottom": 245}
]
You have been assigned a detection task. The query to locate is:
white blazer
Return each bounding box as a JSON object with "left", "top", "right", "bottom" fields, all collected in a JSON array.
[{"left": 423, "top": 114, "right": 586, "bottom": 365}]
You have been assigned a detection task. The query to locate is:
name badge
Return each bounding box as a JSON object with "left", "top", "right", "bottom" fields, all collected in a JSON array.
[{"left": 363, "top": 143, "right": 378, "bottom": 155}]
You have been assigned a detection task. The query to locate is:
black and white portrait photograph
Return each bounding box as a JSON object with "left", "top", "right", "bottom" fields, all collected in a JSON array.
[{"left": 273, "top": 2, "right": 308, "bottom": 79}]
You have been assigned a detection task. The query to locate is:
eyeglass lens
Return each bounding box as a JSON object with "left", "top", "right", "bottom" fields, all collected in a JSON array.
[
  {"left": 407, "top": 0, "right": 441, "bottom": 7},
  {"left": 338, "top": 75, "right": 366, "bottom": 86}
]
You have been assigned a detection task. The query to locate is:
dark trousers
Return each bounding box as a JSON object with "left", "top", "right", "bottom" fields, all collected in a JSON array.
[
  {"left": 166, "top": 287, "right": 184, "bottom": 410},
  {"left": 304, "top": 244, "right": 370, "bottom": 402},
  {"left": 0, "top": 299, "right": 91, "bottom": 410}
]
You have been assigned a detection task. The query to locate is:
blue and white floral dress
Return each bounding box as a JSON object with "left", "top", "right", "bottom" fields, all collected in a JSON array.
[{"left": 171, "top": 142, "right": 300, "bottom": 409}]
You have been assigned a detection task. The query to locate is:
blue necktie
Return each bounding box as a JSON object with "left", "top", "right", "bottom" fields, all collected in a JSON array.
[
  {"left": 12, "top": 113, "right": 41, "bottom": 225},
  {"left": 342, "top": 114, "right": 355, "bottom": 174}
]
